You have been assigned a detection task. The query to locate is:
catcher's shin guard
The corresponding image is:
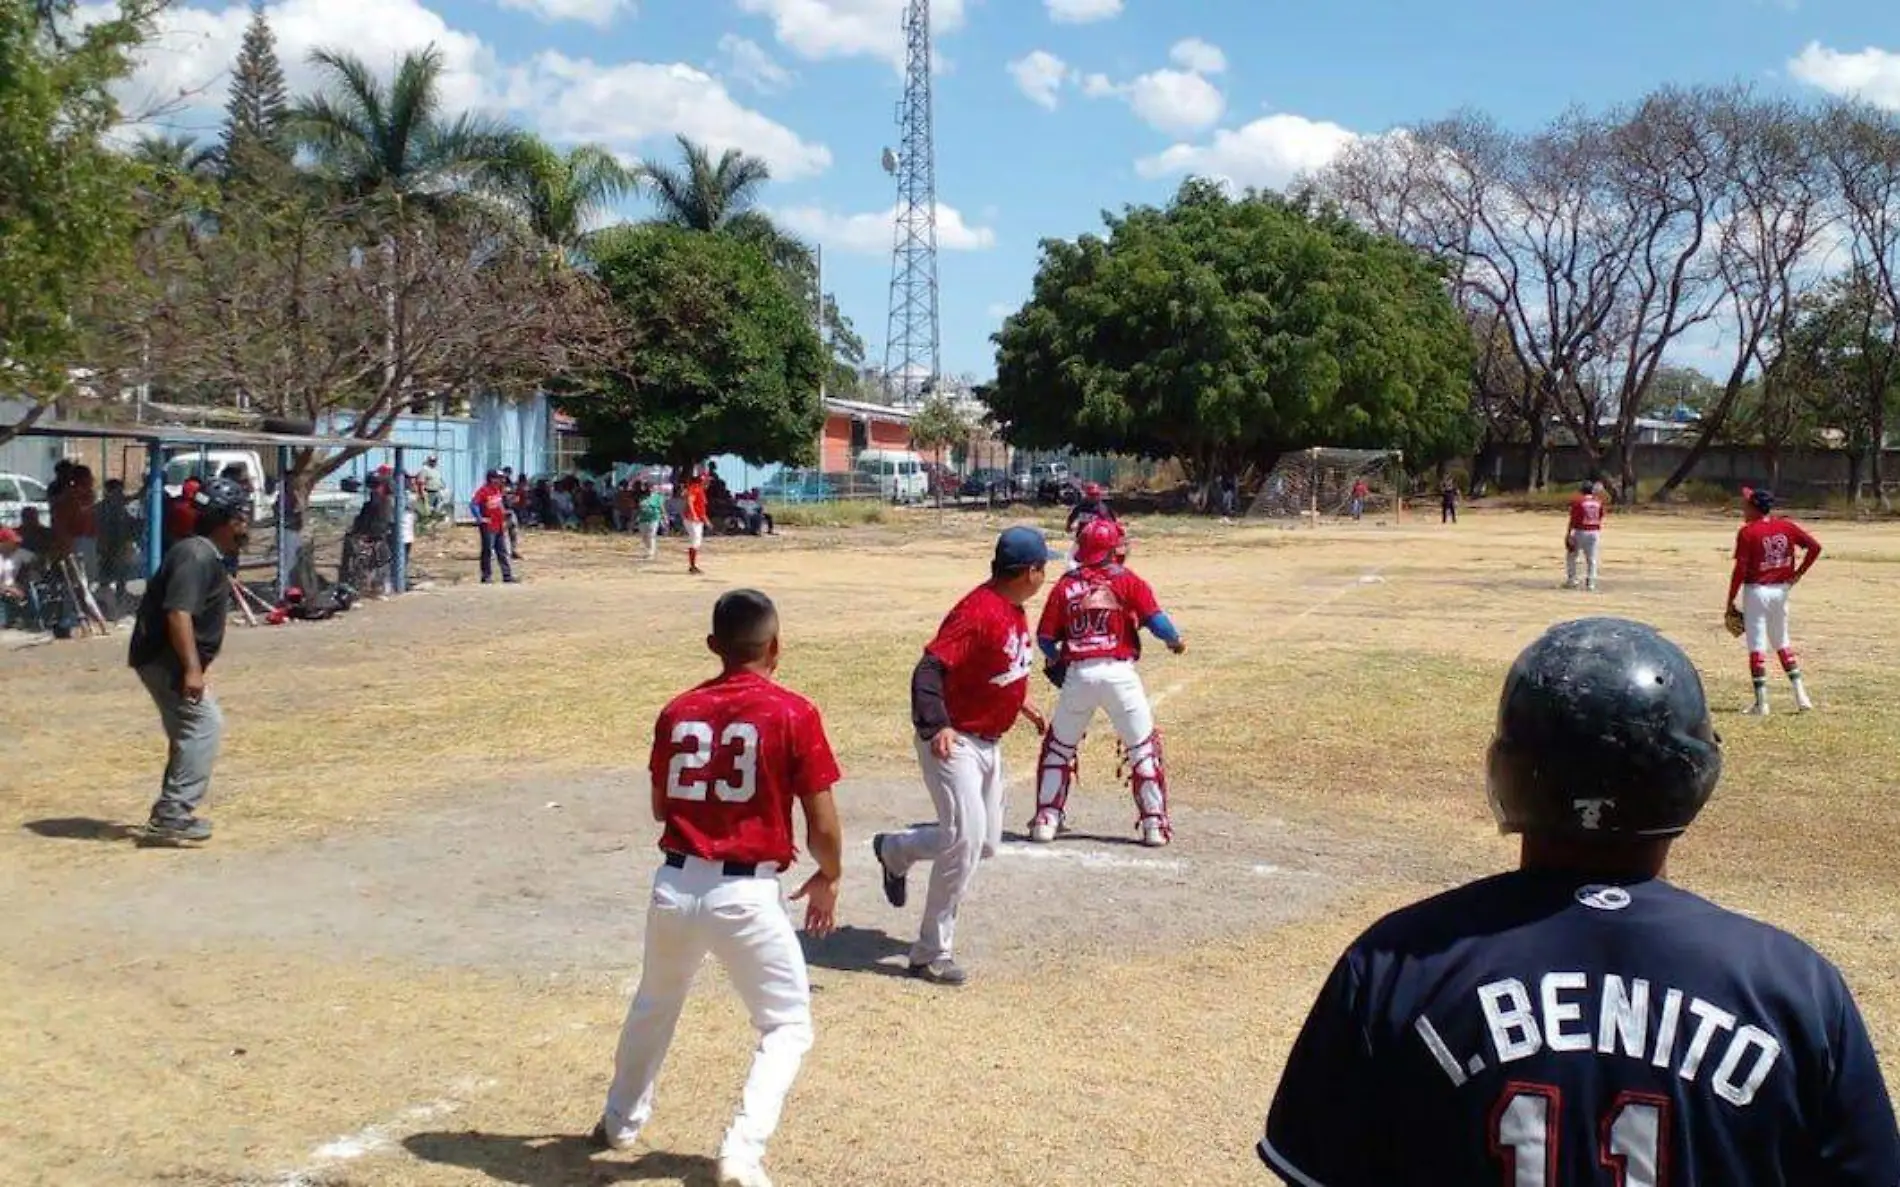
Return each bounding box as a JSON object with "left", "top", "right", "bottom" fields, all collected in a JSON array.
[
  {"left": 1124, "top": 730, "right": 1171, "bottom": 840},
  {"left": 1033, "top": 734, "right": 1079, "bottom": 827}
]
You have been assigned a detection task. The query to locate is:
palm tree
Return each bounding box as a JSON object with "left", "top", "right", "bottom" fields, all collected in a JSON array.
[
  {"left": 290, "top": 44, "right": 509, "bottom": 210},
  {"left": 480, "top": 132, "right": 639, "bottom": 264},
  {"left": 639, "top": 134, "right": 773, "bottom": 232},
  {"left": 130, "top": 132, "right": 219, "bottom": 179}
]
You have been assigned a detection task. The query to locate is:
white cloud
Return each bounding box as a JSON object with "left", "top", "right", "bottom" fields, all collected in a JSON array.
[
  {"left": 1008, "top": 50, "right": 1071, "bottom": 110},
  {"left": 986, "top": 301, "right": 1018, "bottom": 319},
  {"left": 97, "top": 0, "right": 830, "bottom": 180},
  {"left": 496, "top": 0, "right": 631, "bottom": 27},
  {"left": 1125, "top": 69, "right": 1225, "bottom": 134},
  {"left": 1788, "top": 42, "right": 1900, "bottom": 110},
  {"left": 1168, "top": 37, "right": 1225, "bottom": 75},
  {"left": 717, "top": 34, "right": 794, "bottom": 93},
  {"left": 1135, "top": 113, "right": 1359, "bottom": 191},
  {"left": 733, "top": 0, "right": 968, "bottom": 72},
  {"left": 1045, "top": 0, "right": 1121, "bottom": 23},
  {"left": 771, "top": 202, "right": 997, "bottom": 253},
  {"left": 1083, "top": 40, "right": 1227, "bottom": 134}
]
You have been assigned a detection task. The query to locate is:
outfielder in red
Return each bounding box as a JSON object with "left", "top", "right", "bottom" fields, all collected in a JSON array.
[
  {"left": 873, "top": 527, "right": 1050, "bottom": 986},
  {"left": 1563, "top": 480, "right": 1606, "bottom": 591},
  {"left": 1727, "top": 487, "right": 1821, "bottom": 715},
  {"left": 682, "top": 467, "right": 710, "bottom": 575},
  {"left": 470, "top": 469, "right": 515, "bottom": 584},
  {"left": 1032, "top": 518, "right": 1186, "bottom": 847},
  {"left": 595, "top": 589, "right": 843, "bottom": 1187}
]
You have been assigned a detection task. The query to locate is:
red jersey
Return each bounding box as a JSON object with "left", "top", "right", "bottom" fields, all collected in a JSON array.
[
  {"left": 925, "top": 584, "right": 1037, "bottom": 739},
  {"left": 473, "top": 482, "right": 507, "bottom": 532},
  {"left": 683, "top": 478, "right": 709, "bottom": 523},
  {"left": 1568, "top": 493, "right": 1605, "bottom": 531},
  {"left": 1734, "top": 516, "right": 1818, "bottom": 586},
  {"left": 1037, "top": 564, "right": 1162, "bottom": 663},
  {"left": 649, "top": 670, "right": 841, "bottom": 868}
]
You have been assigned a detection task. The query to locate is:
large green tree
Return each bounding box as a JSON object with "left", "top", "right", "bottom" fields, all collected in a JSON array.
[
  {"left": 0, "top": 0, "right": 158, "bottom": 439},
  {"left": 576, "top": 224, "right": 826, "bottom": 470},
  {"left": 987, "top": 181, "right": 1477, "bottom": 492}
]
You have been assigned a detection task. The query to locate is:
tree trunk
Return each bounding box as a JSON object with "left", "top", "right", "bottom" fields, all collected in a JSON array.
[
  {"left": 0, "top": 398, "right": 51, "bottom": 448},
  {"left": 1765, "top": 447, "right": 1781, "bottom": 492},
  {"left": 1527, "top": 416, "right": 1548, "bottom": 492},
  {"left": 1845, "top": 449, "right": 1864, "bottom": 506}
]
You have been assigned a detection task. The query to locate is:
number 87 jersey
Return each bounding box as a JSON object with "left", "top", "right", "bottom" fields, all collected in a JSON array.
[
  {"left": 651, "top": 670, "right": 842, "bottom": 870},
  {"left": 1257, "top": 871, "right": 1900, "bottom": 1186}
]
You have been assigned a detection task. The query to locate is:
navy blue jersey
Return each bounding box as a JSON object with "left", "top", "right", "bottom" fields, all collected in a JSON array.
[{"left": 1260, "top": 870, "right": 1899, "bottom": 1186}]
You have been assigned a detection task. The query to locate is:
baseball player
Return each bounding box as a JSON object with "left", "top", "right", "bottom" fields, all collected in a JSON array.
[
  {"left": 1258, "top": 617, "right": 1900, "bottom": 1185},
  {"left": 872, "top": 526, "right": 1051, "bottom": 987},
  {"left": 1727, "top": 487, "right": 1821, "bottom": 716},
  {"left": 1031, "top": 518, "right": 1185, "bottom": 848},
  {"left": 125, "top": 477, "right": 252, "bottom": 844},
  {"left": 682, "top": 466, "right": 710, "bottom": 575},
  {"left": 1064, "top": 482, "right": 1116, "bottom": 570},
  {"left": 1563, "top": 479, "right": 1606, "bottom": 591},
  {"left": 593, "top": 589, "right": 843, "bottom": 1187}
]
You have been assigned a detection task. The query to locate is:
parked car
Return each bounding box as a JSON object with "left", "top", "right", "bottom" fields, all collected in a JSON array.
[
  {"left": 760, "top": 468, "right": 831, "bottom": 504},
  {"left": 0, "top": 472, "right": 50, "bottom": 528},
  {"left": 959, "top": 468, "right": 1012, "bottom": 500},
  {"left": 919, "top": 461, "right": 961, "bottom": 498}
]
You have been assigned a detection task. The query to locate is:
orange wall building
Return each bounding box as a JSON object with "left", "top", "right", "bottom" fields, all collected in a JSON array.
[{"left": 819, "top": 398, "right": 917, "bottom": 472}]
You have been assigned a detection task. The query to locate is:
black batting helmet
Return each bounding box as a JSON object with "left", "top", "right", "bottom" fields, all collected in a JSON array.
[
  {"left": 192, "top": 476, "right": 252, "bottom": 526},
  {"left": 1487, "top": 617, "right": 1721, "bottom": 840}
]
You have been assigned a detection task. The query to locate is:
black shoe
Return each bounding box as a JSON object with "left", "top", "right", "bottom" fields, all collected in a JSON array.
[
  {"left": 908, "top": 959, "right": 967, "bottom": 987},
  {"left": 873, "top": 833, "right": 906, "bottom": 908},
  {"left": 588, "top": 1122, "right": 611, "bottom": 1151},
  {"left": 503, "top": 576, "right": 520, "bottom": 584},
  {"left": 143, "top": 815, "right": 211, "bottom": 844}
]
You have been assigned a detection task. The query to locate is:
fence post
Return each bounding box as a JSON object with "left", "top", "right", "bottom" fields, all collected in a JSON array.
[
  {"left": 276, "top": 445, "right": 293, "bottom": 598},
  {"left": 391, "top": 446, "right": 407, "bottom": 595},
  {"left": 143, "top": 442, "right": 165, "bottom": 580}
]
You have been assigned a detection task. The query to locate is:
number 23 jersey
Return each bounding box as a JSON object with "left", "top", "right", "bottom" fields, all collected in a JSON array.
[
  {"left": 649, "top": 670, "right": 841, "bottom": 869},
  {"left": 1259, "top": 870, "right": 1900, "bottom": 1186}
]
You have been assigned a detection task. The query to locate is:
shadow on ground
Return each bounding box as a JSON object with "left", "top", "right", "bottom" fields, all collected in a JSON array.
[
  {"left": 801, "top": 924, "right": 911, "bottom": 980},
  {"left": 21, "top": 817, "right": 143, "bottom": 843},
  {"left": 402, "top": 1131, "right": 718, "bottom": 1186}
]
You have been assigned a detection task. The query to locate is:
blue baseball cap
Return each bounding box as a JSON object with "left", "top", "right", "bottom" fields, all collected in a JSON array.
[{"left": 994, "top": 526, "right": 1051, "bottom": 570}]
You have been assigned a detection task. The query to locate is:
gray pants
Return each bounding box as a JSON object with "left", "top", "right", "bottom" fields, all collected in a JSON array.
[{"left": 137, "top": 662, "right": 224, "bottom": 822}]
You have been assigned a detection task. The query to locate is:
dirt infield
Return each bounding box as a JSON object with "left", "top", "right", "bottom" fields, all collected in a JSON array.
[{"left": 4, "top": 506, "right": 1899, "bottom": 1186}]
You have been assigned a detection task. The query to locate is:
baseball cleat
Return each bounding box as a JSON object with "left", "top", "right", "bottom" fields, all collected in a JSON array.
[
  {"left": 141, "top": 815, "right": 212, "bottom": 845},
  {"left": 1028, "top": 810, "right": 1061, "bottom": 843},
  {"left": 908, "top": 959, "right": 968, "bottom": 987},
  {"left": 1744, "top": 703, "right": 1771, "bottom": 717},
  {"left": 717, "top": 1156, "right": 774, "bottom": 1187},
  {"left": 1139, "top": 820, "right": 1169, "bottom": 848},
  {"left": 872, "top": 833, "right": 907, "bottom": 908},
  {"left": 590, "top": 1120, "right": 638, "bottom": 1151},
  {"left": 1795, "top": 692, "right": 1815, "bottom": 713}
]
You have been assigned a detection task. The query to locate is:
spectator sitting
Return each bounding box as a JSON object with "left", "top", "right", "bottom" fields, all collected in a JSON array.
[
  {"left": 96, "top": 478, "right": 139, "bottom": 604},
  {"left": 1, "top": 527, "right": 42, "bottom": 629},
  {"left": 707, "top": 461, "right": 732, "bottom": 506},
  {"left": 736, "top": 489, "right": 775, "bottom": 537}
]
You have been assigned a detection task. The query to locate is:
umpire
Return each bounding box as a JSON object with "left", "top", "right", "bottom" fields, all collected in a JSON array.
[
  {"left": 126, "top": 477, "right": 251, "bottom": 844},
  {"left": 1260, "top": 617, "right": 1899, "bottom": 1185}
]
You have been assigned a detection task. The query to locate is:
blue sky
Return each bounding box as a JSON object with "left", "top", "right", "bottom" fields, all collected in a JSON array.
[{"left": 124, "top": 0, "right": 1900, "bottom": 380}]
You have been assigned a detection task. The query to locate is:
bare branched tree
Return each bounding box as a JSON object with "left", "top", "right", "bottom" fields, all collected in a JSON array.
[{"left": 1820, "top": 102, "right": 1900, "bottom": 510}]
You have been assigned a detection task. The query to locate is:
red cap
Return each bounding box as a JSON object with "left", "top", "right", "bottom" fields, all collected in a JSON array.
[{"left": 0, "top": 527, "right": 19, "bottom": 545}]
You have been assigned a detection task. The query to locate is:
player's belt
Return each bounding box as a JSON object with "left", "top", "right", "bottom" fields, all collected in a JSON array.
[{"left": 664, "top": 851, "right": 764, "bottom": 877}]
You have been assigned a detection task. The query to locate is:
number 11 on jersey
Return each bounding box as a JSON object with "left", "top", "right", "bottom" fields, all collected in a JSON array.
[{"left": 1492, "top": 1084, "right": 1669, "bottom": 1186}]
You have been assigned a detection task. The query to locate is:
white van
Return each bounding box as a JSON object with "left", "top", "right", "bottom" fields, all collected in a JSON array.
[{"left": 853, "top": 449, "right": 929, "bottom": 503}]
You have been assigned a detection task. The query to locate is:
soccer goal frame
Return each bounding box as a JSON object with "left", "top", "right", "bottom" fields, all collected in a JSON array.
[{"left": 1247, "top": 447, "right": 1407, "bottom": 526}]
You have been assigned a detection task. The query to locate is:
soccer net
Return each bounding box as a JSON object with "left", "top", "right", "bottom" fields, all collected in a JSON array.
[{"left": 1248, "top": 448, "right": 1405, "bottom": 524}]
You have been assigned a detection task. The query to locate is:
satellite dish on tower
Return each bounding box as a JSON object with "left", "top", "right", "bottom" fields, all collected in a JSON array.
[{"left": 880, "top": 147, "right": 899, "bottom": 174}]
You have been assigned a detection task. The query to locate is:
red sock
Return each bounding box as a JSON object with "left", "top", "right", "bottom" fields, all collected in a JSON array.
[
  {"left": 1777, "top": 647, "right": 1799, "bottom": 672},
  {"left": 1748, "top": 652, "right": 1767, "bottom": 679}
]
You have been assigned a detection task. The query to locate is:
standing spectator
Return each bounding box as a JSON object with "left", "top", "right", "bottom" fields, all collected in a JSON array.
[
  {"left": 682, "top": 465, "right": 710, "bottom": 575},
  {"left": 634, "top": 481, "right": 664, "bottom": 562},
  {"left": 1350, "top": 477, "right": 1369, "bottom": 521},
  {"left": 1219, "top": 474, "right": 1239, "bottom": 518},
  {"left": 96, "top": 478, "right": 138, "bottom": 609},
  {"left": 52, "top": 464, "right": 100, "bottom": 586},
  {"left": 164, "top": 479, "right": 200, "bottom": 553},
  {"left": 471, "top": 470, "right": 517, "bottom": 585},
  {"left": 417, "top": 456, "right": 446, "bottom": 515},
  {"left": 1440, "top": 476, "right": 1459, "bottom": 524},
  {"left": 503, "top": 472, "right": 525, "bottom": 557},
  {"left": 126, "top": 478, "right": 252, "bottom": 844}
]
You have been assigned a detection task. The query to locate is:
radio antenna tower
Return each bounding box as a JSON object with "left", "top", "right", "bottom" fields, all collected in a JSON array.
[{"left": 881, "top": 0, "right": 939, "bottom": 405}]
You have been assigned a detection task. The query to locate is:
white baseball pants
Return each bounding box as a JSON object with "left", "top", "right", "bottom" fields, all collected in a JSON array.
[
  {"left": 685, "top": 520, "right": 706, "bottom": 550},
  {"left": 1038, "top": 658, "right": 1158, "bottom": 812},
  {"left": 881, "top": 734, "right": 1005, "bottom": 966},
  {"left": 639, "top": 520, "right": 659, "bottom": 560},
  {"left": 1566, "top": 530, "right": 1600, "bottom": 585},
  {"left": 600, "top": 855, "right": 814, "bottom": 1166},
  {"left": 1742, "top": 583, "right": 1792, "bottom": 653}
]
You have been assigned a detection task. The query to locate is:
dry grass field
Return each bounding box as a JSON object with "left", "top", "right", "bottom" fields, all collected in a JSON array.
[{"left": 2, "top": 504, "right": 1897, "bottom": 1187}]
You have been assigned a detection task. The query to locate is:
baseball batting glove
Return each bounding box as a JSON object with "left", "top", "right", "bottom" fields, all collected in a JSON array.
[
  {"left": 1724, "top": 606, "right": 1745, "bottom": 638},
  {"left": 1043, "top": 660, "right": 1068, "bottom": 689}
]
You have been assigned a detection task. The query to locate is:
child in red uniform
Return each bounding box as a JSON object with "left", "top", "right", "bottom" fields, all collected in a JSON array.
[{"left": 1727, "top": 487, "right": 1821, "bottom": 715}]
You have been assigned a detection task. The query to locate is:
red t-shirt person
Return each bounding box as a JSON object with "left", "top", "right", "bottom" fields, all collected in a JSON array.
[
  {"left": 1734, "top": 517, "right": 1820, "bottom": 586},
  {"left": 472, "top": 481, "right": 507, "bottom": 533},
  {"left": 683, "top": 476, "right": 709, "bottom": 524},
  {"left": 1037, "top": 565, "right": 1162, "bottom": 663},
  {"left": 650, "top": 670, "right": 841, "bottom": 869},
  {"left": 1569, "top": 491, "right": 1605, "bottom": 531},
  {"left": 924, "top": 584, "right": 1037, "bottom": 739}
]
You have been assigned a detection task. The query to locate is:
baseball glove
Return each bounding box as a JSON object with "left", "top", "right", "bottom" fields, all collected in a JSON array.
[
  {"left": 1565, "top": 531, "right": 1577, "bottom": 554},
  {"left": 1724, "top": 606, "right": 1745, "bottom": 638},
  {"left": 1043, "top": 660, "right": 1068, "bottom": 689}
]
